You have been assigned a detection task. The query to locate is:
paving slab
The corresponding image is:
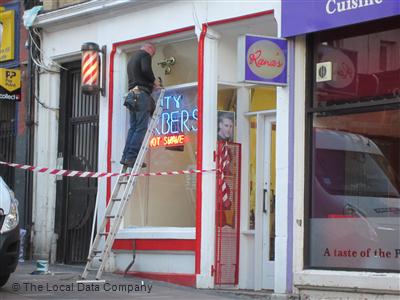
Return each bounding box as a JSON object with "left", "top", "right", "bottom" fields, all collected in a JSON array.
[{"left": 0, "top": 262, "right": 291, "bottom": 300}]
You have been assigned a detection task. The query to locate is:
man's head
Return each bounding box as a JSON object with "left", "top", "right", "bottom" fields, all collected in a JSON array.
[
  {"left": 141, "top": 42, "right": 156, "bottom": 56},
  {"left": 218, "top": 112, "right": 234, "bottom": 141}
]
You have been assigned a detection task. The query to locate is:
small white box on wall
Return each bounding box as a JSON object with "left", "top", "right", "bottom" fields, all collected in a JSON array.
[{"left": 316, "top": 61, "right": 332, "bottom": 82}]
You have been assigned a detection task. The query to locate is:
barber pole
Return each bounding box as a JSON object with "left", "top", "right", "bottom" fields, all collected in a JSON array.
[
  {"left": 81, "top": 42, "right": 100, "bottom": 95},
  {"left": 219, "top": 142, "right": 231, "bottom": 204}
]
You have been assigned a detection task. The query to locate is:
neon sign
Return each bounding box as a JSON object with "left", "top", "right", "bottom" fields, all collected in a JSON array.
[
  {"left": 151, "top": 93, "right": 197, "bottom": 148},
  {"left": 155, "top": 94, "right": 198, "bottom": 135},
  {"left": 150, "top": 134, "right": 188, "bottom": 148}
]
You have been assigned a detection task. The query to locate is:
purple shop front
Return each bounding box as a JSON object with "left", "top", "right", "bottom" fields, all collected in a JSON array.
[
  {"left": 282, "top": 0, "right": 400, "bottom": 37},
  {"left": 238, "top": 35, "right": 287, "bottom": 86}
]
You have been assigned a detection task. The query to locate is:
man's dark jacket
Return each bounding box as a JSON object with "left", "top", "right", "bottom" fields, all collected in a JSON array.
[{"left": 127, "top": 50, "right": 155, "bottom": 91}]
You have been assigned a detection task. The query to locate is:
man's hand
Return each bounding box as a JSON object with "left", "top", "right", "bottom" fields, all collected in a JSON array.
[{"left": 153, "top": 78, "right": 162, "bottom": 89}]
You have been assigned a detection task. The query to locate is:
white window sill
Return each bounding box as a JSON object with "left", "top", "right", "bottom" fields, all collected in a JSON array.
[
  {"left": 294, "top": 269, "right": 400, "bottom": 293},
  {"left": 116, "top": 226, "right": 195, "bottom": 240}
]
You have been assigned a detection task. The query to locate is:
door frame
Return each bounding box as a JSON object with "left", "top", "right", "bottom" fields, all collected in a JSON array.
[
  {"left": 55, "top": 61, "right": 99, "bottom": 263},
  {"left": 244, "top": 109, "right": 276, "bottom": 290}
]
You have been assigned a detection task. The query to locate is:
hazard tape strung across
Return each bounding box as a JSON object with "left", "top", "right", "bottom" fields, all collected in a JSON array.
[{"left": 0, "top": 161, "right": 219, "bottom": 178}]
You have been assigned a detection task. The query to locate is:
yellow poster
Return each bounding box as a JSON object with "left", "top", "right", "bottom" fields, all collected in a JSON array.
[
  {"left": 0, "top": 68, "right": 21, "bottom": 101},
  {"left": 0, "top": 8, "right": 15, "bottom": 62}
]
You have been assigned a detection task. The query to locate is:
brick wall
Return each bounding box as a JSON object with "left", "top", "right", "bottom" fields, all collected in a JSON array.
[{"left": 43, "top": 0, "right": 87, "bottom": 11}]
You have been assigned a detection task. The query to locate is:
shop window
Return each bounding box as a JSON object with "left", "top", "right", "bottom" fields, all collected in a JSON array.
[
  {"left": 122, "top": 39, "right": 198, "bottom": 228},
  {"left": 152, "top": 39, "right": 198, "bottom": 86},
  {"left": 313, "top": 25, "right": 400, "bottom": 107},
  {"left": 307, "top": 20, "right": 400, "bottom": 272},
  {"left": 125, "top": 84, "right": 198, "bottom": 227},
  {"left": 250, "top": 86, "right": 276, "bottom": 111}
]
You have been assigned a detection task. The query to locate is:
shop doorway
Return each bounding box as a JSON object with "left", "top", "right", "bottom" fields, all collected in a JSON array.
[
  {"left": 55, "top": 62, "right": 99, "bottom": 263},
  {"left": 0, "top": 101, "right": 15, "bottom": 188},
  {"left": 248, "top": 111, "right": 276, "bottom": 290}
]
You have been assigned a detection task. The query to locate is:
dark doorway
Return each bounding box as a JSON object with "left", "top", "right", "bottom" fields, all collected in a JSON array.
[
  {"left": 55, "top": 62, "right": 99, "bottom": 264},
  {"left": 0, "top": 101, "right": 16, "bottom": 188}
]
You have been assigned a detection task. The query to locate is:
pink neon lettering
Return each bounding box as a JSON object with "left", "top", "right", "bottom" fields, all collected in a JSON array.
[{"left": 248, "top": 50, "right": 282, "bottom": 68}]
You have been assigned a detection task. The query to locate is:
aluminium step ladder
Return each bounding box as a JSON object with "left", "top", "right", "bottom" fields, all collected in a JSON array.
[{"left": 80, "top": 89, "right": 165, "bottom": 281}]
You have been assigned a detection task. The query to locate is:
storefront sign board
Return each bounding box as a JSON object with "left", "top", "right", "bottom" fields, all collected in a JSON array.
[
  {"left": 151, "top": 86, "right": 197, "bottom": 149},
  {"left": 0, "top": 7, "right": 16, "bottom": 62},
  {"left": 238, "top": 35, "right": 287, "bottom": 86},
  {"left": 282, "top": 0, "right": 400, "bottom": 37},
  {"left": 0, "top": 68, "right": 20, "bottom": 101}
]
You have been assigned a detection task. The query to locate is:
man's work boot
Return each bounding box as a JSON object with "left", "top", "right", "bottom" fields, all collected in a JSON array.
[{"left": 122, "top": 159, "right": 147, "bottom": 168}]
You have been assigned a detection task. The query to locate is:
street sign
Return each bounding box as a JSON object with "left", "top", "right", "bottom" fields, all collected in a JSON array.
[{"left": 0, "top": 68, "right": 20, "bottom": 101}]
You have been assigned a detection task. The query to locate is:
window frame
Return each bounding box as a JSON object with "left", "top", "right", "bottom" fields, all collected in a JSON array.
[
  {"left": 304, "top": 22, "right": 400, "bottom": 272},
  {"left": 123, "top": 81, "right": 199, "bottom": 229}
]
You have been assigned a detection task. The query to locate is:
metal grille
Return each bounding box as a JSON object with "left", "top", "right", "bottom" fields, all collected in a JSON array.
[
  {"left": 215, "top": 142, "right": 241, "bottom": 285},
  {"left": 65, "top": 69, "right": 99, "bottom": 264},
  {"left": 0, "top": 101, "right": 16, "bottom": 188}
]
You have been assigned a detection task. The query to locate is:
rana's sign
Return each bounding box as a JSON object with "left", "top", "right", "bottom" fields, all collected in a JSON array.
[
  {"left": 238, "top": 35, "right": 287, "bottom": 85},
  {"left": 0, "top": 8, "right": 15, "bottom": 62},
  {"left": 0, "top": 68, "right": 21, "bottom": 101}
]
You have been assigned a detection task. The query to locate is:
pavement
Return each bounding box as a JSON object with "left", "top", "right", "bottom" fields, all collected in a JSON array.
[{"left": 0, "top": 261, "right": 296, "bottom": 300}]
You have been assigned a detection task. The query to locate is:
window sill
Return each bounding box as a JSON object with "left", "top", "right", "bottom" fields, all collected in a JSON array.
[
  {"left": 116, "top": 226, "right": 195, "bottom": 240},
  {"left": 294, "top": 269, "right": 400, "bottom": 293}
]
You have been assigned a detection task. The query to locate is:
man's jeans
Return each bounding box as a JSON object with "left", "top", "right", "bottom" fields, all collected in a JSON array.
[{"left": 121, "top": 91, "right": 152, "bottom": 163}]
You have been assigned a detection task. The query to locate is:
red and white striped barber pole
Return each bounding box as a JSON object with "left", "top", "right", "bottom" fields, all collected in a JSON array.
[
  {"left": 219, "top": 142, "right": 231, "bottom": 204},
  {"left": 81, "top": 42, "right": 100, "bottom": 95}
]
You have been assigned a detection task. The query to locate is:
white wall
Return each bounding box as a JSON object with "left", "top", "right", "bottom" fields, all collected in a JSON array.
[
  {"left": 114, "top": 251, "right": 195, "bottom": 274},
  {"left": 34, "top": 0, "right": 281, "bottom": 281},
  {"left": 33, "top": 72, "right": 60, "bottom": 260}
]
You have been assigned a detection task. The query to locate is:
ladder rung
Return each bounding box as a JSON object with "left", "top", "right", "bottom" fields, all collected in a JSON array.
[
  {"left": 112, "top": 198, "right": 121, "bottom": 202},
  {"left": 87, "top": 253, "right": 101, "bottom": 261},
  {"left": 92, "top": 250, "right": 102, "bottom": 254},
  {"left": 105, "top": 215, "right": 115, "bottom": 218},
  {"left": 99, "top": 232, "right": 108, "bottom": 236}
]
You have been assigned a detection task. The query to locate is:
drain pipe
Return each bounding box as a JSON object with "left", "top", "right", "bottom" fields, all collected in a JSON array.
[{"left": 195, "top": 23, "right": 207, "bottom": 276}]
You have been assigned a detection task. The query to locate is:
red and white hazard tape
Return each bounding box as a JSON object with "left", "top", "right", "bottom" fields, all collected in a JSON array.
[{"left": 0, "top": 161, "right": 218, "bottom": 178}]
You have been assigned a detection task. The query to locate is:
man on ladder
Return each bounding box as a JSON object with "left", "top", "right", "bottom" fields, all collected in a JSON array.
[
  {"left": 121, "top": 42, "right": 161, "bottom": 168},
  {"left": 80, "top": 43, "right": 164, "bottom": 281}
]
